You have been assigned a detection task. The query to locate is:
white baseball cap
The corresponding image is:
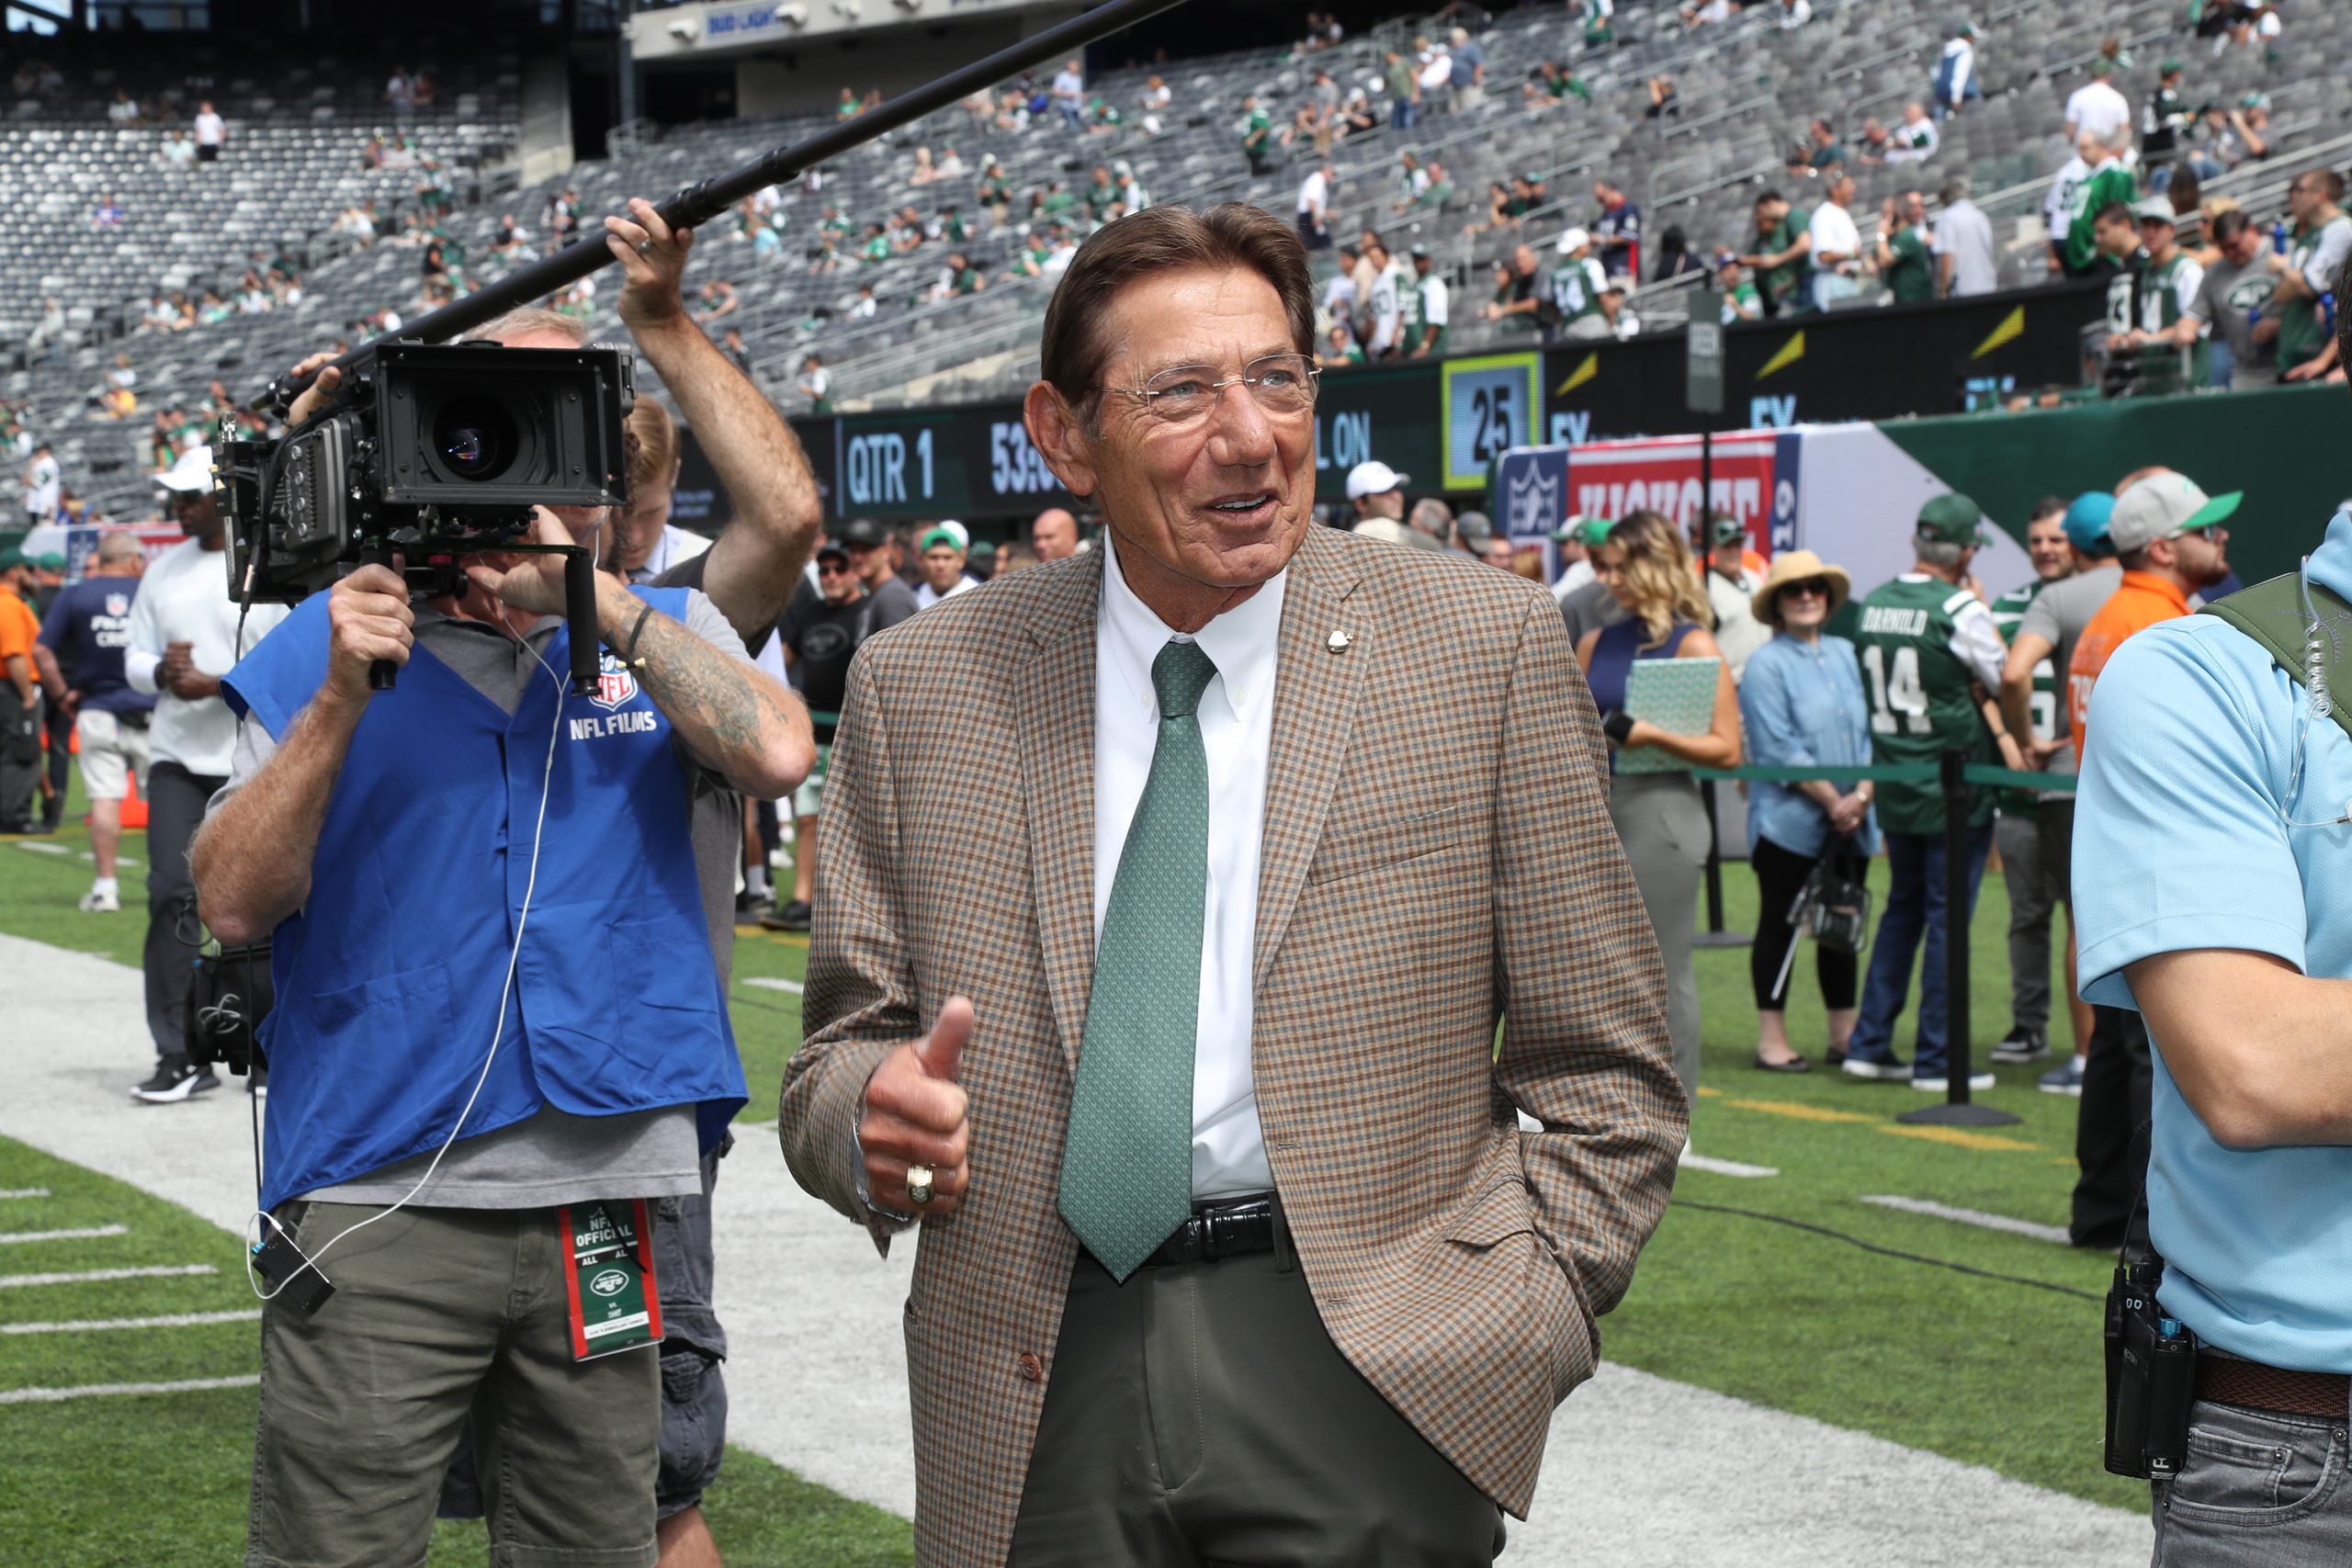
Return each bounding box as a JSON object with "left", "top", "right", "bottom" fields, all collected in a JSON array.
[
  {"left": 2108, "top": 472, "right": 2241, "bottom": 555},
  {"left": 156, "top": 443, "right": 214, "bottom": 494},
  {"left": 1345, "top": 459, "right": 1408, "bottom": 501},
  {"left": 931, "top": 518, "right": 968, "bottom": 548},
  {"left": 1556, "top": 226, "right": 1592, "bottom": 254}
]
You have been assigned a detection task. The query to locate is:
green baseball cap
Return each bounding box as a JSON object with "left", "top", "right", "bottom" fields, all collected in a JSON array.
[
  {"left": 2159, "top": 58, "right": 2183, "bottom": 75},
  {"left": 1550, "top": 515, "right": 1614, "bottom": 547},
  {"left": 0, "top": 546, "right": 24, "bottom": 570},
  {"left": 919, "top": 525, "right": 964, "bottom": 553},
  {"left": 32, "top": 551, "right": 63, "bottom": 571},
  {"left": 1915, "top": 492, "right": 1987, "bottom": 547},
  {"left": 1709, "top": 513, "right": 1747, "bottom": 546}
]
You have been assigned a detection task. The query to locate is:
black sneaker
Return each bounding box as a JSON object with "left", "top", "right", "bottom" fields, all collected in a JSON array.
[
  {"left": 761, "top": 899, "right": 813, "bottom": 932},
  {"left": 1991, "top": 1028, "right": 2049, "bottom": 1065},
  {"left": 734, "top": 890, "right": 774, "bottom": 925},
  {"left": 132, "top": 1055, "right": 220, "bottom": 1104}
]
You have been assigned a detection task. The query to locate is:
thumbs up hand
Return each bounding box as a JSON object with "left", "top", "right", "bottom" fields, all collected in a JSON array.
[{"left": 858, "top": 997, "right": 974, "bottom": 1216}]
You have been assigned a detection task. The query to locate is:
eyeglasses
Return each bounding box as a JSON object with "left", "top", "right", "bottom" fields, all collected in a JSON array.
[
  {"left": 1782, "top": 578, "right": 1832, "bottom": 599},
  {"left": 817, "top": 560, "right": 852, "bottom": 575},
  {"left": 1103, "top": 352, "right": 1320, "bottom": 424}
]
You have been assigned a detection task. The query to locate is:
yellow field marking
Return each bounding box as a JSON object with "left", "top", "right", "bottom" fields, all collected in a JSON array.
[
  {"left": 737, "top": 926, "right": 809, "bottom": 951},
  {"left": 1694, "top": 1085, "right": 1724, "bottom": 1099},
  {"left": 1880, "top": 1125, "right": 2041, "bottom": 1153},
  {"left": 1720, "top": 1098, "right": 1876, "bottom": 1124}
]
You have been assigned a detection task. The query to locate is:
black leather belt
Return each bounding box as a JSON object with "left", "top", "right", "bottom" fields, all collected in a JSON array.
[{"left": 1136, "top": 1194, "right": 1281, "bottom": 1269}]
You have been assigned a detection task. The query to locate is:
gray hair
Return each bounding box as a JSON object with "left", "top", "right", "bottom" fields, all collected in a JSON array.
[
  {"left": 95, "top": 530, "right": 144, "bottom": 563},
  {"left": 1408, "top": 497, "right": 1453, "bottom": 537},
  {"left": 460, "top": 305, "right": 589, "bottom": 345},
  {"left": 1916, "top": 538, "right": 1967, "bottom": 569}
]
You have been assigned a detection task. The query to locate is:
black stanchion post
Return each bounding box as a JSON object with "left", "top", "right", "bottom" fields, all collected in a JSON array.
[
  {"left": 1693, "top": 776, "right": 1751, "bottom": 949},
  {"left": 1898, "top": 750, "right": 2018, "bottom": 1127}
]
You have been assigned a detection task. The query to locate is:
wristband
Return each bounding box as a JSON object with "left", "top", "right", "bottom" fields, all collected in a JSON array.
[
  {"left": 1600, "top": 708, "right": 1636, "bottom": 746},
  {"left": 611, "top": 602, "right": 655, "bottom": 669}
]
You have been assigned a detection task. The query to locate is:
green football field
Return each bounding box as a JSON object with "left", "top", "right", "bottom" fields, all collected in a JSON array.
[{"left": 0, "top": 781, "right": 2140, "bottom": 1565}]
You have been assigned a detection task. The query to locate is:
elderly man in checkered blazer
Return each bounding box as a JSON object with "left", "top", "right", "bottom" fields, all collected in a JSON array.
[{"left": 781, "top": 201, "right": 1686, "bottom": 1568}]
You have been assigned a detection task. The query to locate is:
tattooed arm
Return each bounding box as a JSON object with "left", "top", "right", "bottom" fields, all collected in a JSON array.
[{"left": 593, "top": 572, "right": 813, "bottom": 799}]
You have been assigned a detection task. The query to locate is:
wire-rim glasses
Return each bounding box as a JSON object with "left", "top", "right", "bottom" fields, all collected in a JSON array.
[{"left": 1103, "top": 352, "right": 1320, "bottom": 424}]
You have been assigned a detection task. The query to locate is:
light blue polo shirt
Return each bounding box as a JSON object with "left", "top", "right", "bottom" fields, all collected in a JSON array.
[{"left": 2075, "top": 509, "right": 2352, "bottom": 1372}]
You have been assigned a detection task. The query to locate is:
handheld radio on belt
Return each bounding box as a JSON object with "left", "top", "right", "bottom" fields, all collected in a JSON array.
[{"left": 2104, "top": 1251, "right": 2198, "bottom": 1479}]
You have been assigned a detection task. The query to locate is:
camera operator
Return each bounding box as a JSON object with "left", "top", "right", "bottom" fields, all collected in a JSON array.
[
  {"left": 432, "top": 195, "right": 826, "bottom": 1568},
  {"left": 188, "top": 295, "right": 812, "bottom": 1565},
  {"left": 2074, "top": 295, "right": 2352, "bottom": 1558}
]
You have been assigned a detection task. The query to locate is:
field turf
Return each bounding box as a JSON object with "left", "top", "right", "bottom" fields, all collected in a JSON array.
[{"left": 0, "top": 779, "right": 2138, "bottom": 1564}]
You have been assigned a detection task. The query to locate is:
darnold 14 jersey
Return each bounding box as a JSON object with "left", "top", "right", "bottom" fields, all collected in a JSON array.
[{"left": 1852, "top": 576, "right": 1997, "bottom": 833}]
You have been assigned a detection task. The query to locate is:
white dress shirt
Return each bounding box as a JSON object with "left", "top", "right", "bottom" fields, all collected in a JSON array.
[
  {"left": 124, "top": 537, "right": 288, "bottom": 776},
  {"left": 1094, "top": 528, "right": 1283, "bottom": 1199}
]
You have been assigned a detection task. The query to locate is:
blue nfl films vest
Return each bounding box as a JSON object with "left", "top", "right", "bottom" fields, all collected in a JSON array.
[{"left": 222, "top": 586, "right": 747, "bottom": 1211}]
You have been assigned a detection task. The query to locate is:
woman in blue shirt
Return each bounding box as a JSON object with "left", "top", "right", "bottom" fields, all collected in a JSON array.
[
  {"left": 1737, "top": 549, "right": 1878, "bottom": 1071},
  {"left": 1576, "top": 511, "right": 1743, "bottom": 1100}
]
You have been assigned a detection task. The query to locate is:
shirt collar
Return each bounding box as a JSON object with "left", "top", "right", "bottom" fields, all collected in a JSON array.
[
  {"left": 1098, "top": 525, "right": 1286, "bottom": 723},
  {"left": 2305, "top": 510, "right": 2352, "bottom": 604},
  {"left": 2120, "top": 570, "right": 2193, "bottom": 615}
]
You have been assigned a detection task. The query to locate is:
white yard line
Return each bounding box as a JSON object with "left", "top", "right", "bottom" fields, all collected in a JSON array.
[
  {"left": 0, "top": 933, "right": 2149, "bottom": 1568},
  {"left": 0, "top": 1264, "right": 216, "bottom": 1290},
  {"left": 0, "top": 1188, "right": 51, "bottom": 1200},
  {"left": 75, "top": 851, "right": 139, "bottom": 866},
  {"left": 1678, "top": 1153, "right": 1780, "bottom": 1179},
  {"left": 0, "top": 1373, "right": 259, "bottom": 1404},
  {"left": 0, "top": 1224, "right": 128, "bottom": 1246},
  {"left": 12, "top": 841, "right": 68, "bottom": 856},
  {"left": 1860, "top": 1195, "right": 2072, "bottom": 1246},
  {"left": 4, "top": 1309, "right": 261, "bottom": 1335},
  {"left": 739, "top": 976, "right": 804, "bottom": 994}
]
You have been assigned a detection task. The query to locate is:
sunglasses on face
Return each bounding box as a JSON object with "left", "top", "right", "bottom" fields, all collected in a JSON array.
[
  {"left": 817, "top": 560, "right": 852, "bottom": 575},
  {"left": 1782, "top": 579, "right": 1832, "bottom": 599}
]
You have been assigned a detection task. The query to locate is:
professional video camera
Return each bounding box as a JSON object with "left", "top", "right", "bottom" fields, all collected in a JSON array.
[
  {"left": 219, "top": 342, "right": 633, "bottom": 689},
  {"left": 218, "top": 0, "right": 1184, "bottom": 685}
]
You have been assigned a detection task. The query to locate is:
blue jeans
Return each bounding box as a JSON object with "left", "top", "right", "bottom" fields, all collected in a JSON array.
[
  {"left": 1848, "top": 822, "right": 1994, "bottom": 1077},
  {"left": 1392, "top": 99, "right": 1416, "bottom": 130}
]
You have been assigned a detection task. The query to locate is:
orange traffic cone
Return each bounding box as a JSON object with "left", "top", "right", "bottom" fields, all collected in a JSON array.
[{"left": 120, "top": 765, "right": 149, "bottom": 831}]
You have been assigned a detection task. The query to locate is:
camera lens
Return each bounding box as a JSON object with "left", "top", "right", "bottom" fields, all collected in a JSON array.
[{"left": 431, "top": 398, "right": 517, "bottom": 483}]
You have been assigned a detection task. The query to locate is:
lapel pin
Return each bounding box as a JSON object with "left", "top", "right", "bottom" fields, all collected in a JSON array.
[{"left": 1326, "top": 628, "right": 1353, "bottom": 653}]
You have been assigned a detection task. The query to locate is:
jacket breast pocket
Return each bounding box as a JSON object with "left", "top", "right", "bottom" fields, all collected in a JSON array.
[{"left": 1306, "top": 807, "right": 1469, "bottom": 888}]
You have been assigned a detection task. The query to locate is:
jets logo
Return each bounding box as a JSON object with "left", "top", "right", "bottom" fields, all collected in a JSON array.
[{"left": 590, "top": 650, "right": 639, "bottom": 712}]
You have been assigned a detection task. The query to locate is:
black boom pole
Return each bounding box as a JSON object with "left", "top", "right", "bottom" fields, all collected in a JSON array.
[
  {"left": 1898, "top": 749, "right": 2018, "bottom": 1128},
  {"left": 253, "top": 0, "right": 1192, "bottom": 412}
]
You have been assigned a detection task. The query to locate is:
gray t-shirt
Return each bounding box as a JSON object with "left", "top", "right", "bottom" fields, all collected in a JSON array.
[
  {"left": 2188, "top": 252, "right": 2280, "bottom": 387},
  {"left": 213, "top": 588, "right": 752, "bottom": 1207},
  {"left": 2016, "top": 560, "right": 2121, "bottom": 785},
  {"left": 1559, "top": 578, "right": 1628, "bottom": 649},
  {"left": 860, "top": 574, "right": 921, "bottom": 637}
]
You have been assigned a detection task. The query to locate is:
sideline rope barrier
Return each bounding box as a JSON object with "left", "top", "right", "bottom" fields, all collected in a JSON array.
[{"left": 1691, "top": 763, "right": 2076, "bottom": 794}]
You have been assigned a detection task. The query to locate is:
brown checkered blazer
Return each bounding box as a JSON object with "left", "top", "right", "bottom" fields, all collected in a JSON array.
[{"left": 781, "top": 523, "right": 1685, "bottom": 1567}]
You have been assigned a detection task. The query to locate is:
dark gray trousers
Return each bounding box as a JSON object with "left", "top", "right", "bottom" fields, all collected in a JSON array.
[
  {"left": 0, "top": 685, "right": 40, "bottom": 830},
  {"left": 1010, "top": 1247, "right": 1506, "bottom": 1567},
  {"left": 143, "top": 760, "right": 223, "bottom": 1060},
  {"left": 1996, "top": 811, "right": 2054, "bottom": 1035}
]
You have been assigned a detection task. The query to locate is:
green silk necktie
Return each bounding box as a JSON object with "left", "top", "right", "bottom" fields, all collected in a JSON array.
[{"left": 1058, "top": 637, "right": 1218, "bottom": 1281}]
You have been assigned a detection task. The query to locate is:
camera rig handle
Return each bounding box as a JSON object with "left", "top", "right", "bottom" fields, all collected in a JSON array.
[
  {"left": 251, "top": 0, "right": 1189, "bottom": 413},
  {"left": 564, "top": 547, "right": 599, "bottom": 695},
  {"left": 357, "top": 541, "right": 400, "bottom": 691}
]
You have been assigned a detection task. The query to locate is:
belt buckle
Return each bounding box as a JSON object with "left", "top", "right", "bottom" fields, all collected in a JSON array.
[{"left": 1196, "top": 1209, "right": 1226, "bottom": 1264}]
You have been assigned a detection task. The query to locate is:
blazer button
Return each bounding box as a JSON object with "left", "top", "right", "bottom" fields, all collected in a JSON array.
[{"left": 1017, "top": 1352, "right": 1044, "bottom": 1382}]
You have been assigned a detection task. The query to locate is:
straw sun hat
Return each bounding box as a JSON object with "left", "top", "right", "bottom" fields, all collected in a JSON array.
[{"left": 1754, "top": 549, "right": 1852, "bottom": 629}]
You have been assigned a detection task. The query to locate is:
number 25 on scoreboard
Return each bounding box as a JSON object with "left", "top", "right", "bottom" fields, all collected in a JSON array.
[{"left": 1441, "top": 355, "right": 1543, "bottom": 491}]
